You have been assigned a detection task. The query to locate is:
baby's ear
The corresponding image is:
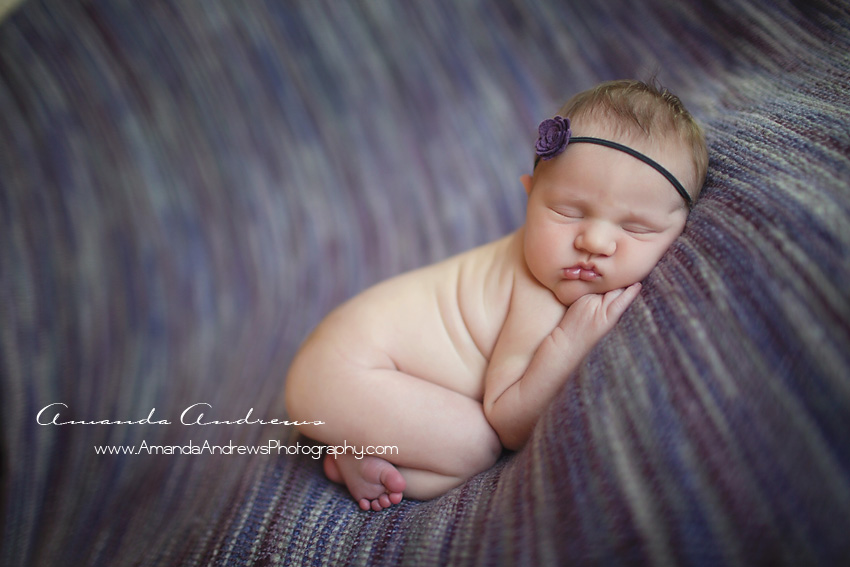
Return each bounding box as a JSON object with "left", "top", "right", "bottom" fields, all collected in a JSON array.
[{"left": 520, "top": 174, "right": 533, "bottom": 195}]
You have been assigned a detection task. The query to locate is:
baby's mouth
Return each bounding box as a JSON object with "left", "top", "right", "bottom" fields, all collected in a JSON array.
[{"left": 563, "top": 264, "right": 601, "bottom": 281}]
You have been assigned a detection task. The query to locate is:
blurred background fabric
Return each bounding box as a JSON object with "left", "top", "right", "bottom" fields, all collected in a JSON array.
[{"left": 2, "top": 0, "right": 849, "bottom": 565}]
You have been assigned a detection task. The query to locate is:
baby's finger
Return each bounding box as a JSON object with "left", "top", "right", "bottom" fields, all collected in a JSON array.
[
  {"left": 604, "top": 287, "right": 625, "bottom": 300},
  {"left": 605, "top": 282, "right": 642, "bottom": 317}
]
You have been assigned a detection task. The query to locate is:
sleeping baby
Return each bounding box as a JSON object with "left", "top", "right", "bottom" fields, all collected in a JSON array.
[{"left": 285, "top": 79, "right": 708, "bottom": 511}]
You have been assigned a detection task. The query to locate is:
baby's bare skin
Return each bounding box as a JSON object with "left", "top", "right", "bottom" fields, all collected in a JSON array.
[
  {"left": 286, "top": 118, "right": 695, "bottom": 511},
  {"left": 286, "top": 232, "right": 534, "bottom": 509}
]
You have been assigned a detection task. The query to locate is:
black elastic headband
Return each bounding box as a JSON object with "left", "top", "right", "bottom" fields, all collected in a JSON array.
[
  {"left": 569, "top": 137, "right": 693, "bottom": 209},
  {"left": 534, "top": 116, "right": 693, "bottom": 209}
]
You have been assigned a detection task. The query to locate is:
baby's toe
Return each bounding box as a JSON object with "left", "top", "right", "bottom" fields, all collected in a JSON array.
[{"left": 380, "top": 467, "right": 407, "bottom": 495}]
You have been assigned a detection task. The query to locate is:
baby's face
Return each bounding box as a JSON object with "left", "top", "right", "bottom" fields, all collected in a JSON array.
[{"left": 523, "top": 131, "right": 693, "bottom": 306}]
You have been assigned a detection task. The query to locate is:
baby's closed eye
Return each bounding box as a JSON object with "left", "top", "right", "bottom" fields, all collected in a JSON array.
[
  {"left": 621, "top": 223, "right": 659, "bottom": 235},
  {"left": 550, "top": 206, "right": 584, "bottom": 219}
]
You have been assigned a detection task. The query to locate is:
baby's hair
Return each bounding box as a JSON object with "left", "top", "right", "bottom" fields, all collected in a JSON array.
[{"left": 553, "top": 79, "right": 708, "bottom": 198}]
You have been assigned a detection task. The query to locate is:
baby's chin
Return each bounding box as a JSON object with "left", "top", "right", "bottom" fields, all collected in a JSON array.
[
  {"left": 553, "top": 285, "right": 599, "bottom": 306},
  {"left": 553, "top": 280, "right": 636, "bottom": 306}
]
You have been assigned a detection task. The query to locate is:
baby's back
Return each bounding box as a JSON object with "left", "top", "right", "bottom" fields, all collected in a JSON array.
[{"left": 293, "top": 232, "right": 520, "bottom": 401}]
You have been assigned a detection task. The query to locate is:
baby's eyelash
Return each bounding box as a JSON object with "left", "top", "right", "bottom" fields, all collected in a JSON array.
[
  {"left": 551, "top": 207, "right": 583, "bottom": 218},
  {"left": 622, "top": 224, "right": 658, "bottom": 234}
]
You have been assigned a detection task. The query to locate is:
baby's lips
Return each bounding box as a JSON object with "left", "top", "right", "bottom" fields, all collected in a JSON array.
[
  {"left": 563, "top": 266, "right": 600, "bottom": 281},
  {"left": 563, "top": 267, "right": 581, "bottom": 280}
]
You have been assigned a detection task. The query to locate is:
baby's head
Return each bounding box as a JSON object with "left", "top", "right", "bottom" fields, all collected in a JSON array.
[
  {"left": 522, "top": 80, "right": 708, "bottom": 305},
  {"left": 539, "top": 79, "right": 708, "bottom": 199}
]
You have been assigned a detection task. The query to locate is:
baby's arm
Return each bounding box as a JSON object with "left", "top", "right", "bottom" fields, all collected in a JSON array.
[{"left": 483, "top": 282, "right": 641, "bottom": 450}]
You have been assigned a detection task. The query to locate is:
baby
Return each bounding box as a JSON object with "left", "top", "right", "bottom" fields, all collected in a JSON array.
[{"left": 285, "top": 80, "right": 708, "bottom": 511}]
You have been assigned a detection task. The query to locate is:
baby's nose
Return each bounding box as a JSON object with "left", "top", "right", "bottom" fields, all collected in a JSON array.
[{"left": 575, "top": 221, "right": 616, "bottom": 256}]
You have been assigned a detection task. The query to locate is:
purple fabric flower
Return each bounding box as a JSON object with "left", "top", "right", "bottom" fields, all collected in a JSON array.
[{"left": 535, "top": 115, "right": 571, "bottom": 160}]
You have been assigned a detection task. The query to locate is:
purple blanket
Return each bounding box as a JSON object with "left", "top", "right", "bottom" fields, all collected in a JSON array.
[{"left": 2, "top": 0, "right": 849, "bottom": 564}]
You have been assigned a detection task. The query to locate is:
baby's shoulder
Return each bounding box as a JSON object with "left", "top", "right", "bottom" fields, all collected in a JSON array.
[
  {"left": 453, "top": 232, "right": 521, "bottom": 297},
  {"left": 379, "top": 231, "right": 519, "bottom": 296}
]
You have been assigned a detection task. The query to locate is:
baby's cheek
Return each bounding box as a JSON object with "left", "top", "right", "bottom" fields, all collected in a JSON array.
[
  {"left": 622, "top": 245, "right": 667, "bottom": 283},
  {"left": 525, "top": 229, "right": 557, "bottom": 272}
]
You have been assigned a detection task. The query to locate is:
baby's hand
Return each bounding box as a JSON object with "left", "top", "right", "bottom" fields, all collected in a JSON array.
[
  {"left": 484, "top": 282, "right": 642, "bottom": 449},
  {"left": 553, "top": 283, "right": 642, "bottom": 348}
]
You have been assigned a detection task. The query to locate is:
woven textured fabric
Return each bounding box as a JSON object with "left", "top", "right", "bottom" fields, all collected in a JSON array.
[{"left": 2, "top": 0, "right": 849, "bottom": 565}]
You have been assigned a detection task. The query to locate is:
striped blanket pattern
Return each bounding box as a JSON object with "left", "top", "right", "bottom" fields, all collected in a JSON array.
[{"left": 2, "top": 0, "right": 849, "bottom": 565}]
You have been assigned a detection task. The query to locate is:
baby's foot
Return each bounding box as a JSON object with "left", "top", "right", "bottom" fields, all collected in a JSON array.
[{"left": 324, "top": 454, "right": 406, "bottom": 511}]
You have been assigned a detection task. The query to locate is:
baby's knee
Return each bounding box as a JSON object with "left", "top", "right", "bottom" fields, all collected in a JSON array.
[
  {"left": 457, "top": 416, "right": 502, "bottom": 477},
  {"left": 478, "top": 422, "right": 503, "bottom": 467}
]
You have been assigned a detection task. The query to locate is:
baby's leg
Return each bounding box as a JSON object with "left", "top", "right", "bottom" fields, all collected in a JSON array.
[{"left": 286, "top": 364, "right": 502, "bottom": 509}]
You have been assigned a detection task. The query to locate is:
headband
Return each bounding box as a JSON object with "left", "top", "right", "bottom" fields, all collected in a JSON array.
[{"left": 534, "top": 116, "right": 693, "bottom": 209}]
